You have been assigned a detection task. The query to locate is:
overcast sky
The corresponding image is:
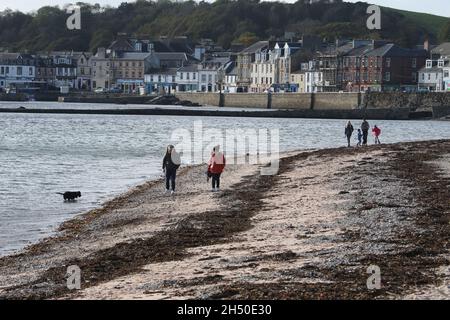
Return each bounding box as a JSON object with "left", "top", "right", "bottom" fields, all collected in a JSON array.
[{"left": 0, "top": 0, "right": 449, "bottom": 17}]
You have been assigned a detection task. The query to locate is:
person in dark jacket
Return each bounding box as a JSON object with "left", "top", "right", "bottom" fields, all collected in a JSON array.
[
  {"left": 345, "top": 121, "right": 354, "bottom": 147},
  {"left": 162, "top": 145, "right": 181, "bottom": 195},
  {"left": 361, "top": 119, "right": 370, "bottom": 146},
  {"left": 207, "top": 145, "right": 226, "bottom": 192}
]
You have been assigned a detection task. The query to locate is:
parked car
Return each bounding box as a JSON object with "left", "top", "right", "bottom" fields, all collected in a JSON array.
[
  {"left": 94, "top": 87, "right": 106, "bottom": 93},
  {"left": 108, "top": 87, "right": 122, "bottom": 93}
]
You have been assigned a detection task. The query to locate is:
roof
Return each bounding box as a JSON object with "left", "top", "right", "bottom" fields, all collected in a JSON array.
[
  {"left": 155, "top": 52, "right": 188, "bottom": 61},
  {"left": 146, "top": 67, "right": 178, "bottom": 75},
  {"left": 119, "top": 52, "right": 152, "bottom": 60},
  {"left": 178, "top": 64, "right": 199, "bottom": 72},
  {"left": 239, "top": 41, "right": 269, "bottom": 54},
  {"left": 345, "top": 44, "right": 374, "bottom": 57},
  {"left": 432, "top": 42, "right": 450, "bottom": 57},
  {"left": 366, "top": 44, "right": 427, "bottom": 57},
  {"left": 226, "top": 66, "right": 237, "bottom": 75}
]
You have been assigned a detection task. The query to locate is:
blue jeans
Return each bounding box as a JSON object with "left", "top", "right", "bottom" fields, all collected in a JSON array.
[{"left": 166, "top": 169, "right": 177, "bottom": 191}]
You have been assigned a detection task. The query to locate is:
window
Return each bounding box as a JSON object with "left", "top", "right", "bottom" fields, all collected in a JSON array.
[
  {"left": 29, "top": 67, "right": 33, "bottom": 76},
  {"left": 208, "top": 75, "right": 212, "bottom": 83},
  {"left": 158, "top": 75, "right": 162, "bottom": 82},
  {"left": 385, "top": 72, "right": 391, "bottom": 81},
  {"left": 193, "top": 73, "right": 196, "bottom": 80},
  {"left": 412, "top": 72, "right": 417, "bottom": 82},
  {"left": 180, "top": 73, "right": 184, "bottom": 80},
  {"left": 0, "top": 67, "right": 3, "bottom": 75},
  {"left": 187, "top": 73, "right": 190, "bottom": 80},
  {"left": 17, "top": 67, "right": 22, "bottom": 76},
  {"left": 444, "top": 70, "right": 449, "bottom": 78},
  {"left": 412, "top": 58, "right": 417, "bottom": 68},
  {"left": 172, "top": 76, "right": 176, "bottom": 82},
  {"left": 201, "top": 74, "right": 207, "bottom": 82},
  {"left": 386, "top": 58, "right": 391, "bottom": 68},
  {"left": 438, "top": 60, "right": 444, "bottom": 68},
  {"left": 426, "top": 60, "right": 432, "bottom": 68}
]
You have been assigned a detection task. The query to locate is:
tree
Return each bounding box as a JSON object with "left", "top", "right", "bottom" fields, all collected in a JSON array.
[{"left": 439, "top": 19, "right": 450, "bottom": 42}]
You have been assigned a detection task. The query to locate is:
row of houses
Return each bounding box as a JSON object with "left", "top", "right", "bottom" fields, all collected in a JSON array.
[{"left": 1, "top": 34, "right": 449, "bottom": 94}]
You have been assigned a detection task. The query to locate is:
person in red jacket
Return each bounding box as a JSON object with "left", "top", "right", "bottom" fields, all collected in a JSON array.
[
  {"left": 372, "top": 125, "right": 381, "bottom": 145},
  {"left": 208, "top": 145, "right": 226, "bottom": 192}
]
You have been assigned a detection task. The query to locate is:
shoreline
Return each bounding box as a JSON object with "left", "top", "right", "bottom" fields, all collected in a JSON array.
[
  {"left": 0, "top": 140, "right": 449, "bottom": 300},
  {"left": 0, "top": 107, "right": 415, "bottom": 120}
]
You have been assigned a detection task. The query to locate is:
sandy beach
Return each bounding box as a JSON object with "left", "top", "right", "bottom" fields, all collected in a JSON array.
[{"left": 0, "top": 140, "right": 449, "bottom": 300}]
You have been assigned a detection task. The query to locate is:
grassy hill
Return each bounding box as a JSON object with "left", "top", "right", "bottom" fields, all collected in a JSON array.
[
  {"left": 0, "top": 0, "right": 448, "bottom": 53},
  {"left": 383, "top": 6, "right": 449, "bottom": 37}
]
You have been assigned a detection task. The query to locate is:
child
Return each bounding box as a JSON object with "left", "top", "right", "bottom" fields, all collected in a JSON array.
[
  {"left": 356, "top": 129, "right": 363, "bottom": 147},
  {"left": 372, "top": 125, "right": 381, "bottom": 145}
]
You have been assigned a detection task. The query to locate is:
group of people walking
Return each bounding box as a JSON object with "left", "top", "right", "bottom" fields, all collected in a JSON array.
[
  {"left": 162, "top": 144, "right": 226, "bottom": 196},
  {"left": 345, "top": 119, "right": 382, "bottom": 147},
  {"left": 162, "top": 119, "right": 381, "bottom": 195}
]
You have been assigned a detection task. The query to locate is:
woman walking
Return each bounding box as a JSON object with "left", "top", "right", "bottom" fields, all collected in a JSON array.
[
  {"left": 345, "top": 121, "right": 354, "bottom": 147},
  {"left": 208, "top": 145, "right": 226, "bottom": 192},
  {"left": 162, "top": 145, "right": 181, "bottom": 195}
]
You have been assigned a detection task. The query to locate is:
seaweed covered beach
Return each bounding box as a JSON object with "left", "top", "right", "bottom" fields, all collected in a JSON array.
[{"left": 0, "top": 140, "right": 449, "bottom": 300}]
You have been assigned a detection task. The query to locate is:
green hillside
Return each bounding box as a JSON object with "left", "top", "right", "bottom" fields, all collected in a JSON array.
[
  {"left": 0, "top": 0, "right": 448, "bottom": 53},
  {"left": 383, "top": 6, "right": 449, "bottom": 37}
]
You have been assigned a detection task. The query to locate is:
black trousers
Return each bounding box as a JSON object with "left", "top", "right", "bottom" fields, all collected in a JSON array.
[
  {"left": 362, "top": 130, "right": 369, "bottom": 145},
  {"left": 166, "top": 169, "right": 177, "bottom": 191},
  {"left": 212, "top": 173, "right": 221, "bottom": 189},
  {"left": 346, "top": 134, "right": 352, "bottom": 147}
]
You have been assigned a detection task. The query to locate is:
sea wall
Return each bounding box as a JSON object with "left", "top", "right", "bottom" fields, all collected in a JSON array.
[
  {"left": 175, "top": 92, "right": 361, "bottom": 110},
  {"left": 364, "top": 92, "right": 450, "bottom": 110},
  {"left": 175, "top": 92, "right": 450, "bottom": 112}
]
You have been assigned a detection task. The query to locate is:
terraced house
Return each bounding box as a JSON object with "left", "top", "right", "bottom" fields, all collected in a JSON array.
[
  {"left": 0, "top": 53, "right": 36, "bottom": 92},
  {"left": 341, "top": 41, "right": 427, "bottom": 92}
]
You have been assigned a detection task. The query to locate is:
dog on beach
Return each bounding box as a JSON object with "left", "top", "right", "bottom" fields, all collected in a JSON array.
[{"left": 57, "top": 191, "right": 82, "bottom": 201}]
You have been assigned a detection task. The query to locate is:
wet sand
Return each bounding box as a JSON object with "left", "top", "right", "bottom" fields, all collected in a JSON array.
[{"left": 0, "top": 140, "right": 449, "bottom": 300}]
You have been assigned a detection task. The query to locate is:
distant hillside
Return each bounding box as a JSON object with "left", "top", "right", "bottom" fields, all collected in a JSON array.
[
  {"left": 383, "top": 7, "right": 449, "bottom": 37},
  {"left": 0, "top": 0, "right": 448, "bottom": 53}
]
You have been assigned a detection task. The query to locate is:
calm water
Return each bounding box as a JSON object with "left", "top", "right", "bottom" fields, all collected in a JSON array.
[{"left": 1, "top": 102, "right": 450, "bottom": 257}]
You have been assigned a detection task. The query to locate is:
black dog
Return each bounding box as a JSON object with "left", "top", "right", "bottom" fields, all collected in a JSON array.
[{"left": 57, "top": 191, "right": 82, "bottom": 201}]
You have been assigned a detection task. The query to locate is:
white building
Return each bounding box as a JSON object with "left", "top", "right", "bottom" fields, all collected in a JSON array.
[
  {"left": 250, "top": 49, "right": 276, "bottom": 93},
  {"left": 444, "top": 65, "right": 450, "bottom": 92},
  {"left": 176, "top": 65, "right": 199, "bottom": 92},
  {"left": 418, "top": 59, "right": 448, "bottom": 92},
  {"left": 0, "top": 53, "right": 36, "bottom": 91},
  {"left": 144, "top": 68, "right": 177, "bottom": 94},
  {"left": 198, "top": 56, "right": 230, "bottom": 92},
  {"left": 223, "top": 62, "right": 238, "bottom": 93}
]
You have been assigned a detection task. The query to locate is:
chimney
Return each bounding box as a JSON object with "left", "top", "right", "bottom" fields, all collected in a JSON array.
[
  {"left": 97, "top": 47, "right": 106, "bottom": 59},
  {"left": 424, "top": 39, "right": 430, "bottom": 52}
]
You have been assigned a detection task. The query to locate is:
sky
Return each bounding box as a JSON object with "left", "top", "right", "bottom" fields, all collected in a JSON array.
[{"left": 0, "top": 0, "right": 449, "bottom": 17}]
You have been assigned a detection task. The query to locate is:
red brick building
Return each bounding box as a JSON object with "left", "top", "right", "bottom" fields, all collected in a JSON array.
[{"left": 341, "top": 43, "right": 427, "bottom": 92}]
